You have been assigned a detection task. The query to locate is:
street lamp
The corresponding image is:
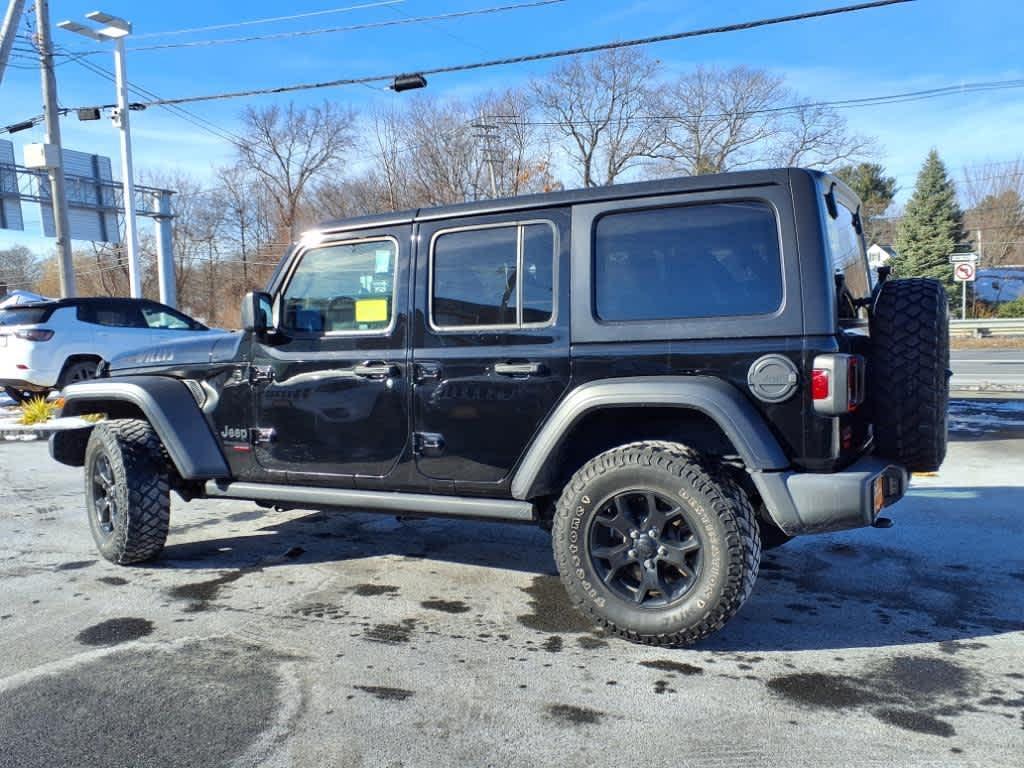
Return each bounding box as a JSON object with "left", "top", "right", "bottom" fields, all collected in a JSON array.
[{"left": 58, "top": 11, "right": 142, "bottom": 299}]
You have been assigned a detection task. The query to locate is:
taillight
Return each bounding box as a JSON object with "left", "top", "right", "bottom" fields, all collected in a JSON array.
[
  {"left": 812, "top": 354, "right": 866, "bottom": 416},
  {"left": 14, "top": 328, "right": 54, "bottom": 341},
  {"left": 811, "top": 369, "right": 830, "bottom": 400}
]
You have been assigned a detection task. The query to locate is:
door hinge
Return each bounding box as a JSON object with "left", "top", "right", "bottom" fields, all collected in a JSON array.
[
  {"left": 249, "top": 365, "right": 275, "bottom": 384},
  {"left": 412, "top": 432, "right": 445, "bottom": 457},
  {"left": 251, "top": 427, "right": 277, "bottom": 445}
]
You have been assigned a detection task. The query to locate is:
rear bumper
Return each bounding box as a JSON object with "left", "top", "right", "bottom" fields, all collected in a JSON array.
[
  {"left": 751, "top": 456, "right": 908, "bottom": 536},
  {"left": 0, "top": 376, "right": 53, "bottom": 392},
  {"left": 0, "top": 360, "right": 59, "bottom": 390}
]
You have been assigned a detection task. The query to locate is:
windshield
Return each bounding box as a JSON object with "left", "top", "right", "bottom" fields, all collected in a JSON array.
[
  {"left": 0, "top": 306, "right": 54, "bottom": 326},
  {"left": 823, "top": 191, "right": 871, "bottom": 316}
]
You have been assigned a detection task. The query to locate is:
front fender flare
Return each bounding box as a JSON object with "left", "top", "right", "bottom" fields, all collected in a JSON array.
[
  {"left": 510, "top": 376, "right": 789, "bottom": 500},
  {"left": 59, "top": 375, "right": 231, "bottom": 479}
]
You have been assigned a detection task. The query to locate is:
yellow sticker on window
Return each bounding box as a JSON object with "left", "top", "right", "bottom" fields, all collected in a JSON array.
[{"left": 355, "top": 298, "right": 388, "bottom": 323}]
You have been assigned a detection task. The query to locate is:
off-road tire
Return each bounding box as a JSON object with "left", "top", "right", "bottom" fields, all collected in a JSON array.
[
  {"left": 551, "top": 441, "right": 761, "bottom": 647},
  {"left": 84, "top": 419, "right": 170, "bottom": 564},
  {"left": 869, "top": 278, "right": 949, "bottom": 472}
]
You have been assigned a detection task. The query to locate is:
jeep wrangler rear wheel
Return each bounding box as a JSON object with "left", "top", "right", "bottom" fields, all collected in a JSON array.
[
  {"left": 869, "top": 278, "right": 950, "bottom": 472},
  {"left": 551, "top": 441, "right": 761, "bottom": 646},
  {"left": 84, "top": 419, "right": 171, "bottom": 564}
]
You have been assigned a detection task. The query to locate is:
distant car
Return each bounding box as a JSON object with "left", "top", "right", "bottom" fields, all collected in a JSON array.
[
  {"left": 0, "top": 297, "right": 217, "bottom": 403},
  {"left": 0, "top": 290, "right": 51, "bottom": 308}
]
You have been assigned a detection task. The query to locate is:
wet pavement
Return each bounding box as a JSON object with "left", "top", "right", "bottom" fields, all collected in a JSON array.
[{"left": 0, "top": 404, "right": 1021, "bottom": 767}]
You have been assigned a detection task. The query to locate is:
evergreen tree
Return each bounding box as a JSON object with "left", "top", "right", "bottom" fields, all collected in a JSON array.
[
  {"left": 894, "top": 149, "right": 966, "bottom": 299},
  {"left": 834, "top": 162, "right": 897, "bottom": 245}
]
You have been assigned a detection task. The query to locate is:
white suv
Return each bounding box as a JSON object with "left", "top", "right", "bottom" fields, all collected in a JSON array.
[{"left": 0, "top": 297, "right": 216, "bottom": 402}]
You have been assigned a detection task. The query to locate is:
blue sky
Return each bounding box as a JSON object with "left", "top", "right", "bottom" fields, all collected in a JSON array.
[{"left": 2, "top": 0, "right": 1023, "bottom": 256}]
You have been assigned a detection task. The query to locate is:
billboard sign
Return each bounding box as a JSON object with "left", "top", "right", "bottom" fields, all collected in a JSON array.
[
  {"left": 36, "top": 148, "right": 120, "bottom": 243},
  {"left": 0, "top": 139, "right": 24, "bottom": 231}
]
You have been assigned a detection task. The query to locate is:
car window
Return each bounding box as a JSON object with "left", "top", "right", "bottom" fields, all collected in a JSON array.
[
  {"left": 0, "top": 306, "right": 55, "bottom": 326},
  {"left": 431, "top": 222, "right": 555, "bottom": 329},
  {"left": 142, "top": 305, "right": 200, "bottom": 330},
  {"left": 281, "top": 239, "right": 396, "bottom": 334},
  {"left": 594, "top": 202, "right": 783, "bottom": 322},
  {"left": 824, "top": 198, "right": 872, "bottom": 304},
  {"left": 77, "top": 302, "right": 147, "bottom": 328}
]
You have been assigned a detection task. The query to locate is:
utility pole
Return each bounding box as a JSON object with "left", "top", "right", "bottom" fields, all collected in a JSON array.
[
  {"left": 0, "top": 0, "right": 27, "bottom": 87},
  {"left": 59, "top": 11, "right": 141, "bottom": 298},
  {"left": 471, "top": 117, "right": 500, "bottom": 198},
  {"left": 34, "top": 0, "right": 75, "bottom": 297},
  {"left": 153, "top": 190, "right": 175, "bottom": 307}
]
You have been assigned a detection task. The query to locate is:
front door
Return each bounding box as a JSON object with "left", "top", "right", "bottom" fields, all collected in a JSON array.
[
  {"left": 411, "top": 209, "right": 571, "bottom": 493},
  {"left": 250, "top": 228, "right": 411, "bottom": 484}
]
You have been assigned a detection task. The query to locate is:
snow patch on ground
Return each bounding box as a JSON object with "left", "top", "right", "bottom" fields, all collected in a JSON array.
[{"left": 948, "top": 399, "right": 1024, "bottom": 436}]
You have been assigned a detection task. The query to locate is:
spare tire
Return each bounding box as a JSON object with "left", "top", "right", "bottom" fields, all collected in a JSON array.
[{"left": 868, "top": 278, "right": 950, "bottom": 472}]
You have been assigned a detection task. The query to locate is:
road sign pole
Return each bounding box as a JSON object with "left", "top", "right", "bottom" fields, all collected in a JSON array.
[{"left": 962, "top": 279, "right": 967, "bottom": 320}]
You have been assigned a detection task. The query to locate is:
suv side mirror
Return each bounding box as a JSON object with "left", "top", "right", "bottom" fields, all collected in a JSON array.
[{"left": 241, "top": 291, "right": 273, "bottom": 334}]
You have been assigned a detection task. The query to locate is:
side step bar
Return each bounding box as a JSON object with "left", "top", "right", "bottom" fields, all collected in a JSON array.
[{"left": 203, "top": 481, "right": 535, "bottom": 522}]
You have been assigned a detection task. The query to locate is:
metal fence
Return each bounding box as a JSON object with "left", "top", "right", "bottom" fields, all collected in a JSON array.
[{"left": 950, "top": 318, "right": 1024, "bottom": 337}]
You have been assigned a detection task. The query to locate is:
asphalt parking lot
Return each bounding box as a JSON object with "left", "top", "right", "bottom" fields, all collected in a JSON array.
[{"left": 1, "top": 402, "right": 1022, "bottom": 768}]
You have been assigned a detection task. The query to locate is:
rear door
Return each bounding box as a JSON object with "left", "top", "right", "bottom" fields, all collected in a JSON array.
[
  {"left": 411, "top": 209, "right": 571, "bottom": 493},
  {"left": 250, "top": 228, "right": 411, "bottom": 484}
]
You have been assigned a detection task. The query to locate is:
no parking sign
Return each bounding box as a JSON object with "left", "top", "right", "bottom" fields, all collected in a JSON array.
[{"left": 954, "top": 262, "right": 976, "bottom": 282}]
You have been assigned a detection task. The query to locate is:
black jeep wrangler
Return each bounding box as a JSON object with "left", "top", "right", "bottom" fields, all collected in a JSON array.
[{"left": 52, "top": 168, "right": 949, "bottom": 646}]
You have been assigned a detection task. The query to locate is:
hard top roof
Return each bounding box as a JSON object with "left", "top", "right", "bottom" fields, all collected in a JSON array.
[{"left": 313, "top": 167, "right": 829, "bottom": 235}]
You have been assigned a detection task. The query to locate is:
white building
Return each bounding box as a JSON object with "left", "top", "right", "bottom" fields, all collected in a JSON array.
[{"left": 867, "top": 244, "right": 897, "bottom": 270}]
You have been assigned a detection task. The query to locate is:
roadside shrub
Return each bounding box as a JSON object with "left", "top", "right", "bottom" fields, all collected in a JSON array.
[
  {"left": 18, "top": 397, "right": 58, "bottom": 425},
  {"left": 996, "top": 297, "right": 1024, "bottom": 318}
]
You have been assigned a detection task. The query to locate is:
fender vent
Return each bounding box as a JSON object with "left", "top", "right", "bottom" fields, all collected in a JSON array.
[{"left": 184, "top": 379, "right": 207, "bottom": 409}]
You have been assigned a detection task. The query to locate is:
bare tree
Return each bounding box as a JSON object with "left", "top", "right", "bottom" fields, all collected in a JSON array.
[
  {"left": 236, "top": 100, "right": 356, "bottom": 240},
  {"left": 772, "top": 99, "right": 875, "bottom": 168},
  {"left": 0, "top": 245, "right": 42, "bottom": 294},
  {"left": 658, "top": 65, "right": 874, "bottom": 175},
  {"left": 530, "top": 49, "right": 663, "bottom": 187},
  {"left": 478, "top": 89, "right": 560, "bottom": 196},
  {"left": 963, "top": 158, "right": 1024, "bottom": 266}
]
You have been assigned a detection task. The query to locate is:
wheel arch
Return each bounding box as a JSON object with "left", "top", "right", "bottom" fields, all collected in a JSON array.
[
  {"left": 510, "top": 376, "right": 789, "bottom": 501},
  {"left": 55, "top": 376, "right": 230, "bottom": 479}
]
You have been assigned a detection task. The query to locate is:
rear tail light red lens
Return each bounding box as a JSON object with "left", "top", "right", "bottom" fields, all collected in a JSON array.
[
  {"left": 811, "top": 369, "right": 830, "bottom": 400},
  {"left": 13, "top": 328, "right": 54, "bottom": 341}
]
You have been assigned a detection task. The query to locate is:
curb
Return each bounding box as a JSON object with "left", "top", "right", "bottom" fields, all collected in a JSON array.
[{"left": 0, "top": 415, "right": 100, "bottom": 441}]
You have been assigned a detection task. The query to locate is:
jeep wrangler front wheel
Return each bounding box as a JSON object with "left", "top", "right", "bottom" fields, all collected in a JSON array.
[
  {"left": 551, "top": 441, "right": 760, "bottom": 646},
  {"left": 84, "top": 419, "right": 171, "bottom": 564}
]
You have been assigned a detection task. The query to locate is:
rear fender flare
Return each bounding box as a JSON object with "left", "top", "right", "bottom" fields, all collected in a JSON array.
[{"left": 510, "top": 376, "right": 789, "bottom": 500}]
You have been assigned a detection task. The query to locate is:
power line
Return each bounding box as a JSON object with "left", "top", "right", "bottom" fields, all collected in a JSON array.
[
  {"left": 65, "top": 0, "right": 566, "bottom": 54},
  {"left": 74, "top": 0, "right": 916, "bottom": 108},
  {"left": 132, "top": 0, "right": 405, "bottom": 39},
  {"left": 490, "top": 79, "right": 1024, "bottom": 127}
]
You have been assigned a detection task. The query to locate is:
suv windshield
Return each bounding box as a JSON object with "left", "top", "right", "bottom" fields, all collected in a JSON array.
[{"left": 0, "top": 305, "right": 54, "bottom": 326}]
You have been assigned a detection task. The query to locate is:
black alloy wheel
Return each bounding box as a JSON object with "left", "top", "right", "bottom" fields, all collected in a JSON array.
[{"left": 588, "top": 490, "right": 703, "bottom": 608}]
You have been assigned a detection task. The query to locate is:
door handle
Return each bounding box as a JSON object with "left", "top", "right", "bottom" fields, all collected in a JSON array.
[
  {"left": 494, "top": 361, "right": 545, "bottom": 376},
  {"left": 353, "top": 362, "right": 400, "bottom": 379}
]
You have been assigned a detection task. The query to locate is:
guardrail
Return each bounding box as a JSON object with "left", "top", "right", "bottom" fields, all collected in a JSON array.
[{"left": 950, "top": 319, "right": 1024, "bottom": 337}]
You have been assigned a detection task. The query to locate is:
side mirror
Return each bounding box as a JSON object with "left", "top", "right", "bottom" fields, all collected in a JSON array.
[{"left": 241, "top": 291, "right": 273, "bottom": 334}]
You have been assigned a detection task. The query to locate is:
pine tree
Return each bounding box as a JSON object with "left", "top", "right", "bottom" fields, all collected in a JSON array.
[
  {"left": 834, "top": 162, "right": 897, "bottom": 245},
  {"left": 894, "top": 150, "right": 966, "bottom": 300}
]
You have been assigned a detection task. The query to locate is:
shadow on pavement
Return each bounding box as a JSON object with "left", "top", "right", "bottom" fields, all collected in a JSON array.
[{"left": 156, "top": 484, "right": 1023, "bottom": 653}]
